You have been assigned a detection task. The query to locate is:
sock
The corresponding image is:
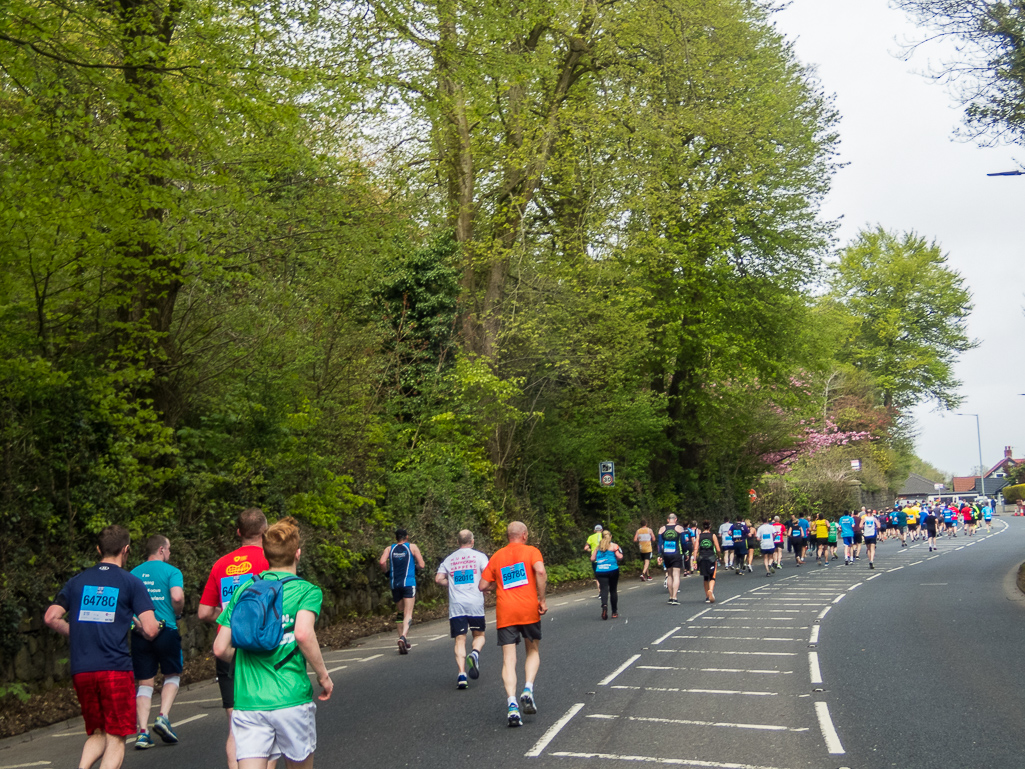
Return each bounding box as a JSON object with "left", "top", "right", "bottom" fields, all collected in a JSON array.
[
  {"left": 508, "top": 696, "right": 518, "bottom": 707},
  {"left": 524, "top": 681, "right": 533, "bottom": 691}
]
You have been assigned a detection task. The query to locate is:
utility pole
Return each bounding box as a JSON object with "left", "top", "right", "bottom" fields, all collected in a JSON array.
[{"left": 956, "top": 413, "right": 985, "bottom": 500}]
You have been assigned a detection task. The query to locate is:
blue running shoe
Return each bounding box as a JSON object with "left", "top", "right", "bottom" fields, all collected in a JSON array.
[
  {"left": 507, "top": 704, "right": 522, "bottom": 727},
  {"left": 153, "top": 714, "right": 178, "bottom": 744},
  {"left": 135, "top": 732, "right": 155, "bottom": 750},
  {"left": 457, "top": 674, "right": 468, "bottom": 690}
]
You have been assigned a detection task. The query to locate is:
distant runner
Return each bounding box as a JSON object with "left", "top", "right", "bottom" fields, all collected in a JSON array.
[
  {"left": 633, "top": 521, "right": 656, "bottom": 581},
  {"left": 718, "top": 517, "right": 735, "bottom": 571},
  {"left": 436, "top": 530, "right": 490, "bottom": 689},
  {"left": 862, "top": 510, "right": 879, "bottom": 568},
  {"left": 379, "top": 528, "right": 425, "bottom": 655},
  {"left": 657, "top": 514, "right": 687, "bottom": 604},
  {"left": 591, "top": 530, "right": 624, "bottom": 619},
  {"left": 693, "top": 521, "right": 721, "bottom": 601}
]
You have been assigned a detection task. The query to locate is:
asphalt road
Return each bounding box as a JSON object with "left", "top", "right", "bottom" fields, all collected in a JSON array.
[{"left": 3, "top": 518, "right": 1021, "bottom": 769}]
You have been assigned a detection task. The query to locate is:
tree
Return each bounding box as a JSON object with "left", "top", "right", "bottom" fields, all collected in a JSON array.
[
  {"left": 895, "top": 0, "right": 1025, "bottom": 145},
  {"left": 828, "top": 227, "right": 976, "bottom": 410}
]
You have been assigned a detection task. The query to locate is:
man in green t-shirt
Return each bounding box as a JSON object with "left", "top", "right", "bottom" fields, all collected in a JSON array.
[
  {"left": 214, "top": 517, "right": 332, "bottom": 768},
  {"left": 583, "top": 525, "right": 603, "bottom": 594}
]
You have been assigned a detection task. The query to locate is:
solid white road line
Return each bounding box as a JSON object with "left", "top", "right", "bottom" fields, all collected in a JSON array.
[
  {"left": 815, "top": 701, "right": 845, "bottom": 754},
  {"left": 549, "top": 750, "right": 791, "bottom": 768},
  {"left": 611, "top": 685, "right": 777, "bottom": 696},
  {"left": 866, "top": 574, "right": 882, "bottom": 580},
  {"left": 718, "top": 595, "right": 740, "bottom": 604},
  {"left": 890, "top": 566, "right": 905, "bottom": 572},
  {"left": 808, "top": 652, "right": 822, "bottom": 684},
  {"left": 652, "top": 626, "right": 681, "bottom": 645},
  {"left": 600, "top": 654, "right": 641, "bottom": 686},
  {"left": 816, "top": 606, "right": 832, "bottom": 620},
  {"left": 167, "top": 696, "right": 222, "bottom": 707},
  {"left": 586, "top": 714, "right": 809, "bottom": 733},
  {"left": 656, "top": 650, "right": 796, "bottom": 656},
  {"left": 638, "top": 666, "right": 792, "bottom": 674},
  {"left": 672, "top": 636, "right": 800, "bottom": 642},
  {"left": 174, "top": 713, "right": 209, "bottom": 727},
  {"left": 809, "top": 626, "right": 819, "bottom": 644},
  {"left": 524, "top": 702, "right": 585, "bottom": 757},
  {"left": 831, "top": 594, "right": 845, "bottom": 604},
  {"left": 847, "top": 582, "right": 862, "bottom": 591},
  {"left": 428, "top": 634, "right": 448, "bottom": 641}
]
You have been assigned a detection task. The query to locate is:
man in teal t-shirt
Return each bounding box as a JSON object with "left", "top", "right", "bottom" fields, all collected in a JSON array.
[
  {"left": 130, "top": 534, "right": 185, "bottom": 748},
  {"left": 214, "top": 517, "right": 332, "bottom": 766}
]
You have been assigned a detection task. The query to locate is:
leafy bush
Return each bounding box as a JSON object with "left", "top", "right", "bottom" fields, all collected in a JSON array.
[
  {"left": 546, "top": 558, "right": 596, "bottom": 586},
  {"left": 1003, "top": 484, "right": 1025, "bottom": 504}
]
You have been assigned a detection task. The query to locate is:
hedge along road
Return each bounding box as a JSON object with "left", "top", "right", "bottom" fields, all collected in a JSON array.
[{"left": 0, "top": 518, "right": 1018, "bottom": 769}]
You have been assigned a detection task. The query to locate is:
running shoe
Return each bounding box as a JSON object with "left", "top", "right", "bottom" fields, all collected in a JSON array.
[
  {"left": 457, "top": 674, "right": 468, "bottom": 689},
  {"left": 611, "top": 613, "right": 618, "bottom": 618},
  {"left": 135, "top": 732, "right": 155, "bottom": 750},
  {"left": 520, "top": 689, "right": 537, "bottom": 715},
  {"left": 602, "top": 605, "right": 608, "bottom": 620},
  {"left": 467, "top": 649, "right": 480, "bottom": 679},
  {"left": 398, "top": 635, "right": 409, "bottom": 654},
  {"left": 776, "top": 563, "right": 783, "bottom": 569},
  {"left": 869, "top": 562, "right": 874, "bottom": 569},
  {"left": 508, "top": 704, "right": 522, "bottom": 727},
  {"left": 765, "top": 571, "right": 772, "bottom": 577},
  {"left": 153, "top": 714, "right": 178, "bottom": 744},
  {"left": 708, "top": 595, "right": 715, "bottom": 604}
]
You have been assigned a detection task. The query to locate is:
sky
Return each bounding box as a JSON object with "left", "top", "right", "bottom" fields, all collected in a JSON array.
[{"left": 771, "top": 0, "right": 1025, "bottom": 479}]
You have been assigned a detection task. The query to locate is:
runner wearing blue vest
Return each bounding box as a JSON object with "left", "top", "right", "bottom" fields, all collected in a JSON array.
[
  {"left": 983, "top": 502, "right": 993, "bottom": 532},
  {"left": 718, "top": 517, "right": 734, "bottom": 571},
  {"left": 730, "top": 519, "right": 750, "bottom": 575},
  {"left": 379, "top": 529, "right": 425, "bottom": 655},
  {"left": 590, "top": 530, "right": 624, "bottom": 619},
  {"left": 787, "top": 515, "right": 806, "bottom": 566}
]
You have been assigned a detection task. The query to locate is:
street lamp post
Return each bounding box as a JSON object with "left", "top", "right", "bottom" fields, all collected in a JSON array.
[{"left": 955, "top": 413, "right": 985, "bottom": 501}]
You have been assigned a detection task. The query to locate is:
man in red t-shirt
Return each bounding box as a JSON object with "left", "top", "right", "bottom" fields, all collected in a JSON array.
[
  {"left": 198, "top": 508, "right": 269, "bottom": 769},
  {"left": 478, "top": 521, "right": 547, "bottom": 728}
]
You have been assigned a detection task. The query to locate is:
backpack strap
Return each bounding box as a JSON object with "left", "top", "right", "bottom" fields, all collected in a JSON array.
[{"left": 270, "top": 574, "right": 304, "bottom": 670}]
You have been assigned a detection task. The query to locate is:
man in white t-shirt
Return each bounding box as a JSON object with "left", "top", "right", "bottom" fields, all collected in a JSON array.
[
  {"left": 436, "top": 530, "right": 491, "bottom": 690},
  {"left": 756, "top": 519, "right": 777, "bottom": 577}
]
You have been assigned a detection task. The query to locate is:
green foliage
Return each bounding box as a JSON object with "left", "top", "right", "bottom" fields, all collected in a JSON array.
[
  {"left": 829, "top": 227, "right": 977, "bottom": 410},
  {"left": 0, "top": 0, "right": 967, "bottom": 687},
  {"left": 1003, "top": 484, "right": 1025, "bottom": 504},
  {"left": 896, "top": 0, "right": 1025, "bottom": 145},
  {"left": 545, "top": 558, "right": 597, "bottom": 586}
]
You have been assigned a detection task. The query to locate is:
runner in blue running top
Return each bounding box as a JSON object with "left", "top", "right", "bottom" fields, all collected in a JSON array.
[
  {"left": 839, "top": 512, "right": 855, "bottom": 565},
  {"left": 380, "top": 528, "right": 425, "bottom": 654}
]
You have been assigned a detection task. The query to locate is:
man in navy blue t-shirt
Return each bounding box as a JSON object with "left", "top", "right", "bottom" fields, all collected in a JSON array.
[{"left": 45, "top": 525, "right": 158, "bottom": 769}]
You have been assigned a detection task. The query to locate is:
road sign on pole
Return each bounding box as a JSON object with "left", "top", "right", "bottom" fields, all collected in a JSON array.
[{"left": 599, "top": 461, "right": 615, "bottom": 487}]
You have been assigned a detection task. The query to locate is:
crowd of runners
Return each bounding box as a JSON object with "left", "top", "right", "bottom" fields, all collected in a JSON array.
[{"left": 43, "top": 497, "right": 997, "bottom": 768}]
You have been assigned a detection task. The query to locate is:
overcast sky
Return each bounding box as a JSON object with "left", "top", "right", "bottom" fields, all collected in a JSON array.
[{"left": 772, "top": 0, "right": 1025, "bottom": 479}]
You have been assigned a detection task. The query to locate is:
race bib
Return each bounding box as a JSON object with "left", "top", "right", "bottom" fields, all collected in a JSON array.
[
  {"left": 220, "top": 574, "right": 254, "bottom": 604},
  {"left": 453, "top": 569, "right": 475, "bottom": 586},
  {"left": 500, "top": 562, "right": 528, "bottom": 589},
  {"left": 79, "top": 586, "right": 119, "bottom": 623},
  {"left": 663, "top": 541, "right": 677, "bottom": 554}
]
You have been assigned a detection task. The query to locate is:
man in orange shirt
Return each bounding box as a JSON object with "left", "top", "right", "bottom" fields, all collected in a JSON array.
[{"left": 478, "top": 521, "right": 547, "bottom": 728}]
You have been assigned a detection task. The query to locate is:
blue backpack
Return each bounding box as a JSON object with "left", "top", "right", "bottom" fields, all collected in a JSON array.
[{"left": 230, "top": 574, "right": 300, "bottom": 656}]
